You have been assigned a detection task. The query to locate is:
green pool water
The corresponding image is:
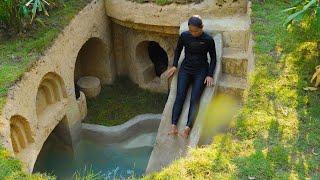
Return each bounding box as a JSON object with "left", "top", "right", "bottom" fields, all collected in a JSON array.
[{"left": 33, "top": 132, "right": 157, "bottom": 179}]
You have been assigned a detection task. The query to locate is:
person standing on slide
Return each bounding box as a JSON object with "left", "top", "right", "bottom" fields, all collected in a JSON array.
[{"left": 167, "top": 15, "right": 217, "bottom": 138}]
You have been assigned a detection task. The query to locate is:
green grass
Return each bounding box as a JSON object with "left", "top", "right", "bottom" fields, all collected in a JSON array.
[
  {"left": 154, "top": 0, "right": 173, "bottom": 5},
  {"left": 0, "top": 147, "right": 22, "bottom": 179},
  {"left": 144, "top": 0, "right": 320, "bottom": 179},
  {"left": 0, "top": 146, "right": 53, "bottom": 179},
  {"left": 84, "top": 77, "right": 167, "bottom": 126},
  {"left": 0, "top": 0, "right": 91, "bottom": 113},
  {"left": 73, "top": 167, "right": 104, "bottom": 180}
]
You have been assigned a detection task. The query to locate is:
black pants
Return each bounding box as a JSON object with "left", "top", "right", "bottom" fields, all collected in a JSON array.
[{"left": 171, "top": 68, "right": 207, "bottom": 128}]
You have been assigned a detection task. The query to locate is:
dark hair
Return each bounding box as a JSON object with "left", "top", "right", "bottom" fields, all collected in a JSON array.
[{"left": 188, "top": 15, "right": 203, "bottom": 28}]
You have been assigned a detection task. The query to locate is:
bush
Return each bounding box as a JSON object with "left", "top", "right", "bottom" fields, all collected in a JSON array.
[
  {"left": 0, "top": 0, "right": 63, "bottom": 34},
  {"left": 284, "top": 0, "right": 320, "bottom": 27},
  {"left": 0, "top": 0, "right": 26, "bottom": 33}
]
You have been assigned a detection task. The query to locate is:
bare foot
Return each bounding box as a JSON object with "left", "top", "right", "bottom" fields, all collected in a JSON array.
[
  {"left": 180, "top": 126, "right": 191, "bottom": 138},
  {"left": 168, "top": 124, "right": 178, "bottom": 136}
]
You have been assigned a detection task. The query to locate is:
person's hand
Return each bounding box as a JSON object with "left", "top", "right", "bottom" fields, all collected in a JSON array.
[
  {"left": 204, "top": 76, "right": 214, "bottom": 87},
  {"left": 166, "top": 67, "right": 177, "bottom": 79}
]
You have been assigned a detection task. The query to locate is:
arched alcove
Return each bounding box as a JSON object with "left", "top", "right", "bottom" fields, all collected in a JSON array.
[
  {"left": 36, "top": 72, "right": 67, "bottom": 117},
  {"left": 74, "top": 37, "right": 109, "bottom": 85},
  {"left": 33, "top": 115, "right": 74, "bottom": 174},
  {"left": 135, "top": 41, "right": 168, "bottom": 84},
  {"left": 10, "top": 115, "right": 34, "bottom": 154}
]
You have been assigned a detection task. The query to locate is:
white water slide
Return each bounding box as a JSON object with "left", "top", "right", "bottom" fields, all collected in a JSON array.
[{"left": 146, "top": 22, "right": 223, "bottom": 173}]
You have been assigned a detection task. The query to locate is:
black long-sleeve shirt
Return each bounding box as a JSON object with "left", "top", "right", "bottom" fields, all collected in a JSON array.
[{"left": 172, "top": 31, "right": 217, "bottom": 77}]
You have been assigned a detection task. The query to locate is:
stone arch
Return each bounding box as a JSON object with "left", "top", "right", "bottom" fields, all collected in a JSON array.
[
  {"left": 74, "top": 37, "right": 109, "bottom": 85},
  {"left": 36, "top": 72, "right": 67, "bottom": 117},
  {"left": 10, "top": 115, "right": 34, "bottom": 154},
  {"left": 33, "top": 115, "right": 74, "bottom": 173},
  {"left": 135, "top": 40, "right": 169, "bottom": 84}
]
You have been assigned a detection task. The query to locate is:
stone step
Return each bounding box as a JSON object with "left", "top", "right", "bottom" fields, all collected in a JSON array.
[
  {"left": 203, "top": 15, "right": 251, "bottom": 32},
  {"left": 207, "top": 15, "right": 251, "bottom": 51},
  {"left": 222, "top": 48, "right": 248, "bottom": 77},
  {"left": 180, "top": 15, "right": 251, "bottom": 51},
  {"left": 217, "top": 73, "right": 247, "bottom": 98}
]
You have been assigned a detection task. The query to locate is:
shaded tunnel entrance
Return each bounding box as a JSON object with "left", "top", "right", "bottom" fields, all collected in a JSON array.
[
  {"left": 136, "top": 41, "right": 168, "bottom": 84},
  {"left": 33, "top": 116, "right": 74, "bottom": 176},
  {"left": 147, "top": 41, "right": 168, "bottom": 77}
]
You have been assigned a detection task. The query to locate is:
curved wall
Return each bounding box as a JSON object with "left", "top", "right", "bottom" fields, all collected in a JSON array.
[{"left": 105, "top": 0, "right": 248, "bottom": 30}]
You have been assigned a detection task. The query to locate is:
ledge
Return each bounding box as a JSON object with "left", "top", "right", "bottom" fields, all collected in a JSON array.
[
  {"left": 81, "top": 114, "right": 161, "bottom": 143},
  {"left": 105, "top": 0, "right": 247, "bottom": 28}
]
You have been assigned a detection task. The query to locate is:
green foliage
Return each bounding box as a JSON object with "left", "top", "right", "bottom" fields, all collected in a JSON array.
[
  {"left": 24, "top": 0, "right": 64, "bottom": 23},
  {"left": 0, "top": 0, "right": 26, "bottom": 32},
  {"left": 155, "top": 0, "right": 172, "bottom": 5},
  {"left": 284, "top": 0, "right": 320, "bottom": 27},
  {"left": 235, "top": 151, "right": 273, "bottom": 179},
  {"left": 73, "top": 167, "right": 103, "bottom": 180},
  {"left": 0, "top": 147, "right": 22, "bottom": 179},
  {"left": 0, "top": 146, "right": 54, "bottom": 179},
  {"left": 0, "top": 0, "right": 64, "bottom": 34},
  {"left": 84, "top": 77, "right": 167, "bottom": 126}
]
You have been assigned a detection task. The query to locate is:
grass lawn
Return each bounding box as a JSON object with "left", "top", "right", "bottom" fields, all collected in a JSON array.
[
  {"left": 0, "top": 0, "right": 92, "bottom": 113},
  {"left": 145, "top": 0, "right": 320, "bottom": 179},
  {"left": 84, "top": 77, "right": 167, "bottom": 126},
  {"left": 0, "top": 147, "right": 54, "bottom": 179}
]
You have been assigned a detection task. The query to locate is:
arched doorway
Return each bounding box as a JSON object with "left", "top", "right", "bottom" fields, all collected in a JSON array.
[
  {"left": 135, "top": 41, "right": 168, "bottom": 84},
  {"left": 74, "top": 37, "right": 109, "bottom": 85}
]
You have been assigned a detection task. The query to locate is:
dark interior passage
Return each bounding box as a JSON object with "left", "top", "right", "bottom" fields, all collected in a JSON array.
[
  {"left": 147, "top": 41, "right": 168, "bottom": 77},
  {"left": 33, "top": 116, "right": 74, "bottom": 176}
]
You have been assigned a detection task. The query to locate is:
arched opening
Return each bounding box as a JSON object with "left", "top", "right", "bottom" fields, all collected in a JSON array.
[
  {"left": 136, "top": 41, "right": 168, "bottom": 84},
  {"left": 74, "top": 37, "right": 108, "bottom": 86},
  {"left": 147, "top": 41, "right": 168, "bottom": 77},
  {"left": 33, "top": 116, "right": 74, "bottom": 176},
  {"left": 74, "top": 37, "right": 109, "bottom": 99},
  {"left": 36, "top": 72, "right": 67, "bottom": 118},
  {"left": 10, "top": 115, "right": 34, "bottom": 154}
]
